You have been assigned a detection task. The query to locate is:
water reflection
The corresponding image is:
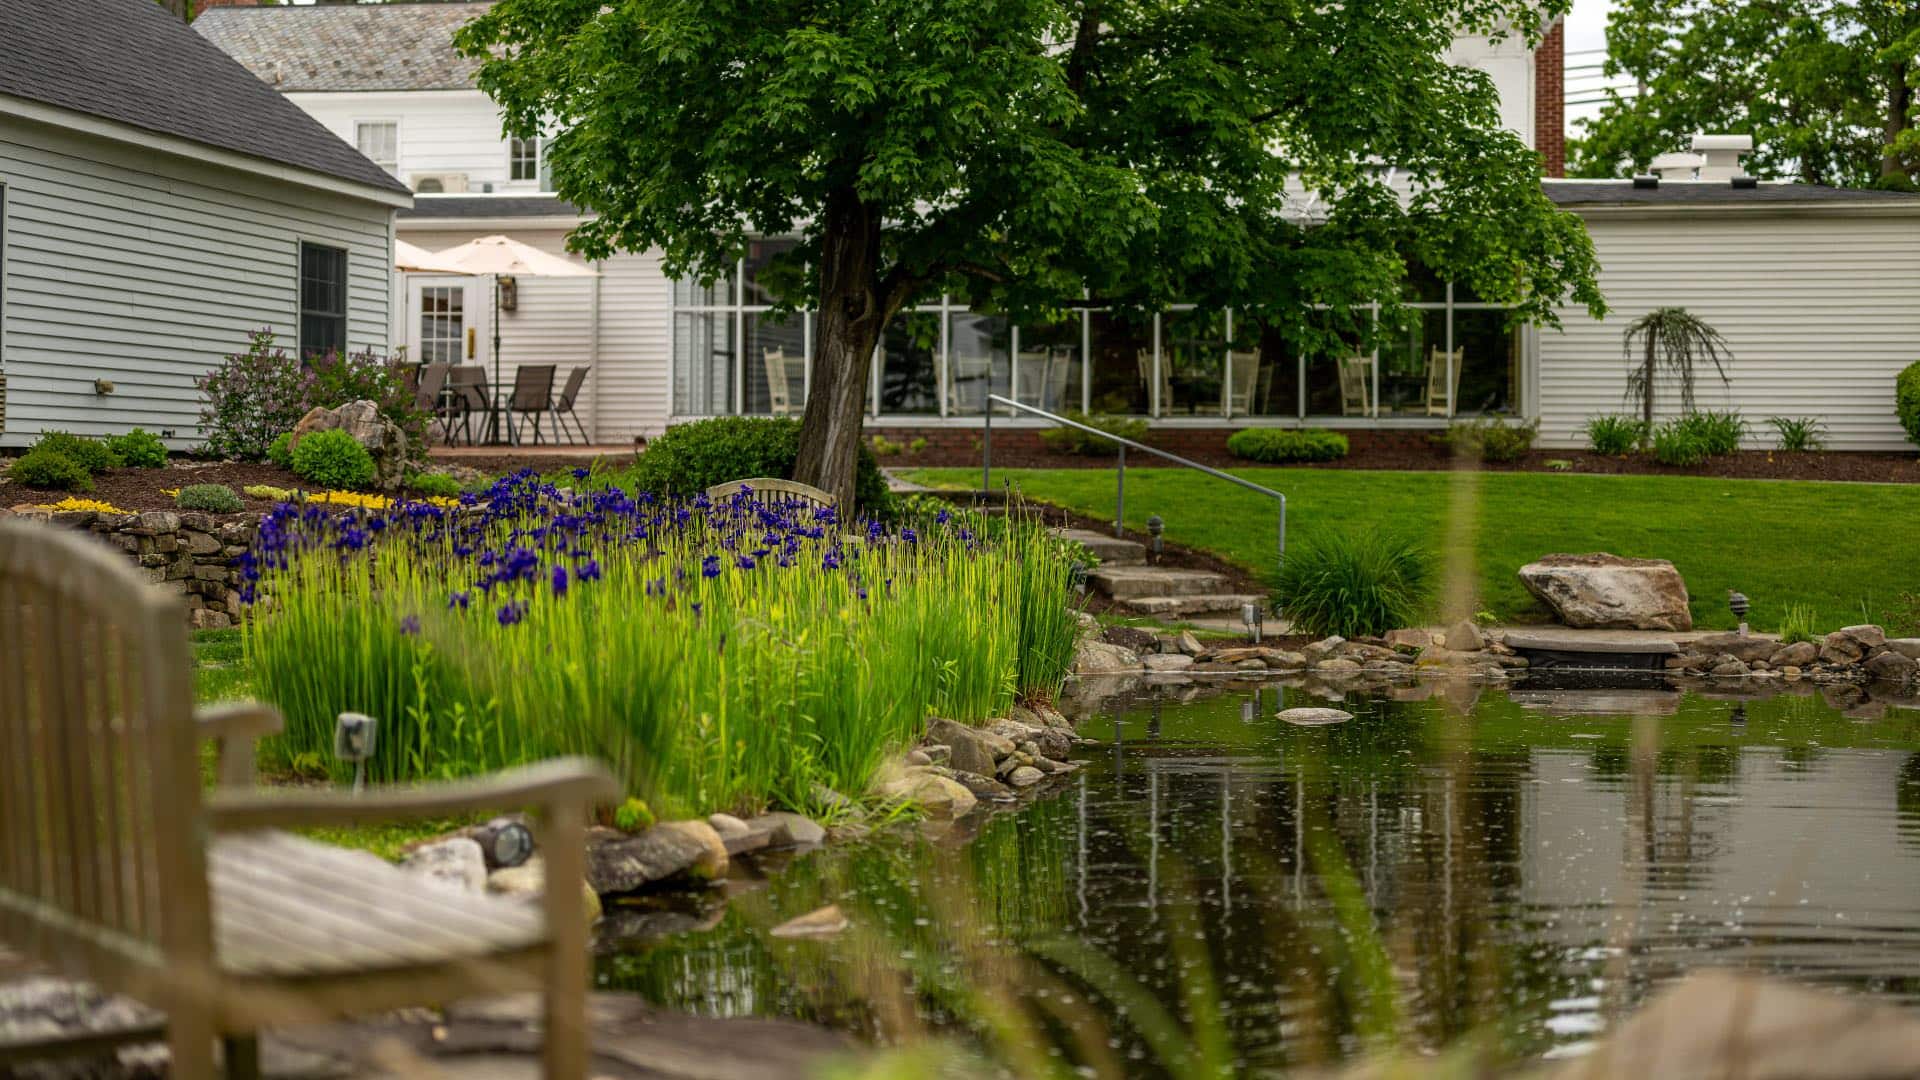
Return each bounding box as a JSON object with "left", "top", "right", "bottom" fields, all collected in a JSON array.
[{"left": 596, "top": 679, "right": 1920, "bottom": 1074}]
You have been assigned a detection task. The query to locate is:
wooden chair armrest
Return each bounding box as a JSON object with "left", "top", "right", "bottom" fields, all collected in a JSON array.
[
  {"left": 194, "top": 702, "right": 284, "bottom": 789},
  {"left": 204, "top": 757, "right": 622, "bottom": 831}
]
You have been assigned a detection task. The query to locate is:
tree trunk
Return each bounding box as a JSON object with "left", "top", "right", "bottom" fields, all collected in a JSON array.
[
  {"left": 793, "top": 191, "right": 890, "bottom": 508},
  {"left": 1642, "top": 326, "right": 1657, "bottom": 431},
  {"left": 1884, "top": 59, "right": 1911, "bottom": 182}
]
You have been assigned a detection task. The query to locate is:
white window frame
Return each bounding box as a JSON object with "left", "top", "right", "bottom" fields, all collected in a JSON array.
[
  {"left": 509, "top": 136, "right": 542, "bottom": 184},
  {"left": 353, "top": 119, "right": 400, "bottom": 176}
]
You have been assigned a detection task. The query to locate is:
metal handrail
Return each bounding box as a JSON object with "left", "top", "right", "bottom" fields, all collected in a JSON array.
[{"left": 982, "top": 394, "right": 1285, "bottom": 572}]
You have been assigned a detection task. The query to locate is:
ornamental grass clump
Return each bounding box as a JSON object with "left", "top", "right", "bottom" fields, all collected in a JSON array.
[
  {"left": 1272, "top": 530, "right": 1433, "bottom": 639},
  {"left": 241, "top": 473, "right": 1080, "bottom": 818}
]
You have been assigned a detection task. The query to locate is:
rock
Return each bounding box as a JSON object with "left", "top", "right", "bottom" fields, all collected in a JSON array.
[
  {"left": 399, "top": 837, "right": 487, "bottom": 895},
  {"left": 1264, "top": 651, "right": 1308, "bottom": 670},
  {"left": 1007, "top": 703, "right": 1046, "bottom": 729},
  {"left": 1838, "top": 624, "right": 1887, "bottom": 649},
  {"left": 770, "top": 904, "right": 849, "bottom": 939},
  {"left": 809, "top": 784, "right": 858, "bottom": 815},
  {"left": 1144, "top": 653, "right": 1195, "bottom": 672},
  {"left": 1864, "top": 650, "right": 1919, "bottom": 683},
  {"left": 1416, "top": 645, "right": 1482, "bottom": 668},
  {"left": 1314, "top": 658, "right": 1361, "bottom": 672},
  {"left": 587, "top": 821, "right": 727, "bottom": 895},
  {"left": 1780, "top": 665, "right": 1802, "bottom": 677},
  {"left": 1821, "top": 632, "right": 1866, "bottom": 665},
  {"left": 1769, "top": 640, "right": 1819, "bottom": 668},
  {"left": 1444, "top": 620, "right": 1485, "bottom": 652},
  {"left": 751, "top": 811, "right": 827, "bottom": 848},
  {"left": 1885, "top": 638, "right": 1920, "bottom": 660},
  {"left": 1708, "top": 656, "right": 1750, "bottom": 677},
  {"left": 926, "top": 717, "right": 999, "bottom": 776},
  {"left": 903, "top": 749, "right": 933, "bottom": 767},
  {"left": 1517, "top": 552, "right": 1692, "bottom": 631},
  {"left": 290, "top": 399, "right": 411, "bottom": 492},
  {"left": 1073, "top": 639, "right": 1142, "bottom": 674},
  {"left": 1033, "top": 702, "right": 1072, "bottom": 729},
  {"left": 877, "top": 770, "right": 978, "bottom": 818},
  {"left": 1174, "top": 630, "right": 1205, "bottom": 655},
  {"left": 1075, "top": 610, "right": 1100, "bottom": 634},
  {"left": 1277, "top": 707, "right": 1353, "bottom": 726},
  {"left": 486, "top": 856, "right": 602, "bottom": 922},
  {"left": 1384, "top": 628, "right": 1431, "bottom": 650},
  {"left": 1338, "top": 642, "right": 1402, "bottom": 664},
  {"left": 1101, "top": 625, "right": 1159, "bottom": 653},
  {"left": 1007, "top": 766, "right": 1045, "bottom": 787},
  {"left": 1691, "top": 632, "right": 1778, "bottom": 664},
  {"left": 919, "top": 743, "right": 952, "bottom": 765},
  {"left": 943, "top": 769, "right": 1016, "bottom": 801},
  {"left": 706, "top": 812, "right": 751, "bottom": 838},
  {"left": 1302, "top": 636, "right": 1347, "bottom": 663}
]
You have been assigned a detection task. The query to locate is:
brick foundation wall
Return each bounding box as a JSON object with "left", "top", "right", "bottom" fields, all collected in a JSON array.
[
  {"left": 1534, "top": 20, "right": 1566, "bottom": 178},
  {"left": 5, "top": 508, "right": 257, "bottom": 628},
  {"left": 864, "top": 423, "right": 1440, "bottom": 468}
]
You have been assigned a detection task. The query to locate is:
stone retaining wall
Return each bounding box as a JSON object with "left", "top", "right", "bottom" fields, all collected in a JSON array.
[{"left": 3, "top": 507, "right": 258, "bottom": 628}]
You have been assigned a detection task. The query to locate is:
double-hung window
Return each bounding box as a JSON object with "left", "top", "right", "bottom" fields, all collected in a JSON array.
[
  {"left": 510, "top": 137, "right": 541, "bottom": 182},
  {"left": 354, "top": 121, "right": 399, "bottom": 176},
  {"left": 298, "top": 242, "right": 348, "bottom": 360}
]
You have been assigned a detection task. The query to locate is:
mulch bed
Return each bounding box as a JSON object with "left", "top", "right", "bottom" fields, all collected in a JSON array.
[
  {"left": 1, "top": 460, "right": 303, "bottom": 516},
  {"left": 919, "top": 442, "right": 1920, "bottom": 483}
]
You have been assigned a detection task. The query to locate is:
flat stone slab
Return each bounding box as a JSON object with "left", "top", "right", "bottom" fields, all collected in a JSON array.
[
  {"left": 1504, "top": 628, "right": 1682, "bottom": 655},
  {"left": 1053, "top": 528, "right": 1146, "bottom": 565},
  {"left": 1091, "top": 565, "right": 1226, "bottom": 598},
  {"left": 1118, "top": 593, "right": 1268, "bottom": 617},
  {"left": 1278, "top": 707, "right": 1354, "bottom": 726}
]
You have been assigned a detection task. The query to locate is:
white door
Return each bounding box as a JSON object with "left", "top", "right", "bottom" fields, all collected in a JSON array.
[{"left": 406, "top": 276, "right": 486, "bottom": 369}]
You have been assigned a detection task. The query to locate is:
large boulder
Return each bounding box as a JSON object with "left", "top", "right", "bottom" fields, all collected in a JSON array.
[
  {"left": 584, "top": 821, "right": 727, "bottom": 895},
  {"left": 926, "top": 717, "right": 1004, "bottom": 777},
  {"left": 398, "top": 837, "right": 487, "bottom": 895},
  {"left": 1072, "top": 639, "right": 1141, "bottom": 674},
  {"left": 1692, "top": 632, "right": 1779, "bottom": 664},
  {"left": 875, "top": 769, "right": 978, "bottom": 818},
  {"left": 1517, "top": 553, "right": 1692, "bottom": 631},
  {"left": 289, "top": 399, "right": 410, "bottom": 492}
]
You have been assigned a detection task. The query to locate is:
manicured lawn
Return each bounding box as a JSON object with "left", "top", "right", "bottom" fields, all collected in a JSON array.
[{"left": 904, "top": 467, "right": 1920, "bottom": 634}]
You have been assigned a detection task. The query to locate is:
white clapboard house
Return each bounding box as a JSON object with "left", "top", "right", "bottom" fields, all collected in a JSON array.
[
  {"left": 0, "top": 0, "right": 410, "bottom": 449},
  {"left": 195, "top": 2, "right": 1920, "bottom": 451}
]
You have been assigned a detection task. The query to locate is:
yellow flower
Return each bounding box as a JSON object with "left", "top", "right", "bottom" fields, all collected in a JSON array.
[
  {"left": 161, "top": 488, "right": 180, "bottom": 498},
  {"left": 38, "top": 496, "right": 131, "bottom": 515}
]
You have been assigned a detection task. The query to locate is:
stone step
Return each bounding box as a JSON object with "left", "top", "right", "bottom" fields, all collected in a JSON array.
[
  {"left": 1116, "top": 593, "right": 1269, "bottom": 617},
  {"left": 1054, "top": 527, "right": 1146, "bottom": 565},
  {"left": 1090, "top": 565, "right": 1227, "bottom": 599}
]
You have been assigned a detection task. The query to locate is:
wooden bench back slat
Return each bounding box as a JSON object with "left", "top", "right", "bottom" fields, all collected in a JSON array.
[
  {"left": 0, "top": 520, "right": 211, "bottom": 977},
  {"left": 704, "top": 477, "right": 837, "bottom": 510}
]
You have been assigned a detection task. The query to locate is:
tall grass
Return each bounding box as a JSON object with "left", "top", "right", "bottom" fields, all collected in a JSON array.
[
  {"left": 241, "top": 474, "right": 1080, "bottom": 817},
  {"left": 1273, "top": 531, "right": 1434, "bottom": 639}
]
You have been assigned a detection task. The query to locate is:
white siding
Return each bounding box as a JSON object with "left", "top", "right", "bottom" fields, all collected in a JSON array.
[
  {"left": 1540, "top": 209, "right": 1920, "bottom": 451},
  {"left": 398, "top": 226, "right": 672, "bottom": 441},
  {"left": 289, "top": 90, "right": 544, "bottom": 196},
  {"left": 1446, "top": 33, "right": 1535, "bottom": 150},
  {"left": 0, "top": 115, "right": 393, "bottom": 447}
]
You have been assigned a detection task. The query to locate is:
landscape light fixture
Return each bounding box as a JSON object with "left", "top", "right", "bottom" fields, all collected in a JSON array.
[
  {"left": 1146, "top": 514, "right": 1165, "bottom": 556},
  {"left": 1242, "top": 601, "right": 1264, "bottom": 644},
  {"left": 1728, "top": 589, "right": 1750, "bottom": 635},
  {"left": 1069, "top": 561, "right": 1089, "bottom": 597},
  {"left": 334, "top": 712, "right": 377, "bottom": 795},
  {"left": 471, "top": 817, "right": 536, "bottom": 870}
]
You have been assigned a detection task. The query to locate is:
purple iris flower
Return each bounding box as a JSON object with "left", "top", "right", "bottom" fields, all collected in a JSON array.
[
  {"left": 399, "top": 614, "right": 421, "bottom": 636},
  {"left": 701, "top": 554, "right": 722, "bottom": 579},
  {"left": 497, "top": 600, "right": 528, "bottom": 626},
  {"left": 551, "top": 564, "right": 569, "bottom": 597}
]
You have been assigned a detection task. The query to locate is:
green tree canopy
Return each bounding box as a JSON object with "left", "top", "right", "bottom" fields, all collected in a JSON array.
[
  {"left": 1570, "top": 0, "right": 1920, "bottom": 187},
  {"left": 460, "top": 0, "right": 1603, "bottom": 502}
]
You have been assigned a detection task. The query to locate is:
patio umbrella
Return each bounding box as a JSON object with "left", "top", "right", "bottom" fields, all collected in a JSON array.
[
  {"left": 427, "top": 235, "right": 599, "bottom": 401},
  {"left": 394, "top": 238, "right": 473, "bottom": 275}
]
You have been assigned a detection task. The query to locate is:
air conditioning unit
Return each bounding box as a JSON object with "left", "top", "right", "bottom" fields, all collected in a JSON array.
[{"left": 411, "top": 172, "right": 469, "bottom": 194}]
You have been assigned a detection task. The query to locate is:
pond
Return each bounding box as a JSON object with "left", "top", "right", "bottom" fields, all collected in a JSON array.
[{"left": 595, "top": 676, "right": 1920, "bottom": 1075}]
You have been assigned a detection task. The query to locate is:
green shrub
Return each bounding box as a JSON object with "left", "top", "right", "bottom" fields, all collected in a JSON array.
[
  {"left": 1583, "top": 414, "right": 1646, "bottom": 456},
  {"left": 626, "top": 416, "right": 889, "bottom": 512},
  {"left": 1777, "top": 602, "right": 1818, "bottom": 645},
  {"left": 176, "top": 483, "right": 244, "bottom": 514},
  {"left": 1897, "top": 360, "right": 1920, "bottom": 447},
  {"left": 1441, "top": 417, "right": 1539, "bottom": 463},
  {"left": 1649, "top": 419, "right": 1710, "bottom": 467},
  {"left": 1225, "top": 427, "right": 1349, "bottom": 463},
  {"left": 1273, "top": 531, "right": 1433, "bottom": 638},
  {"left": 5, "top": 448, "right": 93, "bottom": 492},
  {"left": 1037, "top": 412, "right": 1149, "bottom": 456},
  {"left": 1766, "top": 415, "right": 1826, "bottom": 452},
  {"left": 31, "top": 431, "right": 121, "bottom": 474},
  {"left": 290, "top": 429, "right": 376, "bottom": 490},
  {"left": 198, "top": 329, "right": 314, "bottom": 461},
  {"left": 1673, "top": 409, "right": 1745, "bottom": 455},
  {"left": 267, "top": 432, "right": 296, "bottom": 470},
  {"left": 243, "top": 484, "right": 298, "bottom": 502},
  {"left": 305, "top": 347, "right": 429, "bottom": 454},
  {"left": 106, "top": 428, "right": 168, "bottom": 469},
  {"left": 404, "top": 471, "right": 463, "bottom": 499}
]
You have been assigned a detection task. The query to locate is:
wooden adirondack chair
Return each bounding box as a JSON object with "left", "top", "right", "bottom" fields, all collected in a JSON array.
[
  {"left": 0, "top": 518, "right": 620, "bottom": 1078},
  {"left": 705, "top": 477, "right": 837, "bottom": 512}
]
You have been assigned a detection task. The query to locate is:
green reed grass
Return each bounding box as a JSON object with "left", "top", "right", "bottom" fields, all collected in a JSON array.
[{"left": 243, "top": 488, "right": 1080, "bottom": 819}]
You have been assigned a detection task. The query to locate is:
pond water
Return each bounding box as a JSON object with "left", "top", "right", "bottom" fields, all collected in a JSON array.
[{"left": 596, "top": 676, "right": 1920, "bottom": 1075}]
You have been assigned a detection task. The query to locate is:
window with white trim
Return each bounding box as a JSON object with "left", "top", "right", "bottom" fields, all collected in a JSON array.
[
  {"left": 510, "top": 137, "right": 541, "bottom": 182},
  {"left": 298, "top": 241, "right": 348, "bottom": 360},
  {"left": 354, "top": 121, "right": 398, "bottom": 175}
]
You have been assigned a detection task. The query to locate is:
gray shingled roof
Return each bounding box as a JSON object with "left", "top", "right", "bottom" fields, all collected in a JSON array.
[
  {"left": 1546, "top": 180, "right": 1920, "bottom": 207},
  {"left": 196, "top": 2, "right": 492, "bottom": 93},
  {"left": 400, "top": 195, "right": 580, "bottom": 220},
  {"left": 0, "top": 0, "right": 407, "bottom": 196}
]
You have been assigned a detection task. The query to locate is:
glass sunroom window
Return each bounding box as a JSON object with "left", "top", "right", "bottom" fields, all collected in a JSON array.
[
  {"left": 876, "top": 310, "right": 942, "bottom": 415},
  {"left": 1086, "top": 310, "right": 1152, "bottom": 415},
  {"left": 945, "top": 310, "right": 1010, "bottom": 416},
  {"left": 1162, "top": 308, "right": 1227, "bottom": 416},
  {"left": 1014, "top": 317, "right": 1082, "bottom": 413}
]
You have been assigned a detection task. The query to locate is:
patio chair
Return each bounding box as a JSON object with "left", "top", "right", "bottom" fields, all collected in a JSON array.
[
  {"left": 1136, "top": 348, "right": 1174, "bottom": 416},
  {"left": 507, "top": 364, "right": 559, "bottom": 446},
  {"left": 1226, "top": 351, "right": 1261, "bottom": 417},
  {"left": 1337, "top": 354, "right": 1374, "bottom": 417},
  {"left": 761, "top": 348, "right": 795, "bottom": 417},
  {"left": 0, "top": 518, "right": 620, "bottom": 1079},
  {"left": 946, "top": 353, "right": 993, "bottom": 414},
  {"left": 551, "top": 366, "right": 591, "bottom": 445},
  {"left": 1014, "top": 347, "right": 1076, "bottom": 413},
  {"left": 1424, "top": 345, "right": 1464, "bottom": 417},
  {"left": 443, "top": 365, "right": 490, "bottom": 446}
]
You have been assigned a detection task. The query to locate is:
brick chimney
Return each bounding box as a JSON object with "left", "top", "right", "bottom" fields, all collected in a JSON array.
[{"left": 1533, "top": 19, "right": 1566, "bottom": 177}]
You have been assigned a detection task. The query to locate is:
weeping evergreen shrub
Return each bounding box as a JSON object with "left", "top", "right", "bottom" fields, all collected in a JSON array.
[{"left": 1273, "top": 531, "right": 1433, "bottom": 639}]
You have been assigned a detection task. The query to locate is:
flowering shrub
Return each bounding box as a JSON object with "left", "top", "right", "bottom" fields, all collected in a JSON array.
[
  {"left": 199, "top": 330, "right": 314, "bottom": 461},
  {"left": 242, "top": 473, "right": 1081, "bottom": 816},
  {"left": 291, "top": 430, "right": 375, "bottom": 490},
  {"left": 306, "top": 347, "right": 429, "bottom": 451}
]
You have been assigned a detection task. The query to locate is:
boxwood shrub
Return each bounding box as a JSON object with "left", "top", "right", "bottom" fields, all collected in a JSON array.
[
  {"left": 627, "top": 417, "right": 890, "bottom": 512},
  {"left": 106, "top": 428, "right": 169, "bottom": 469},
  {"left": 1898, "top": 359, "right": 1920, "bottom": 447},
  {"left": 1225, "top": 427, "right": 1349, "bottom": 463},
  {"left": 6, "top": 447, "right": 93, "bottom": 492},
  {"left": 291, "top": 429, "right": 376, "bottom": 490},
  {"left": 31, "top": 431, "right": 121, "bottom": 474}
]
